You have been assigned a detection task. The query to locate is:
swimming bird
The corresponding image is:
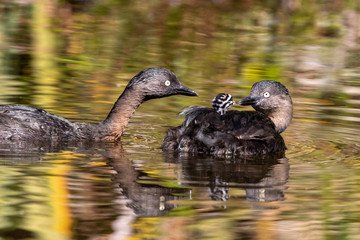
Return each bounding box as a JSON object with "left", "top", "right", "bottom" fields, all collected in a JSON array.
[
  {"left": 0, "top": 68, "right": 197, "bottom": 143},
  {"left": 162, "top": 80, "right": 293, "bottom": 156}
]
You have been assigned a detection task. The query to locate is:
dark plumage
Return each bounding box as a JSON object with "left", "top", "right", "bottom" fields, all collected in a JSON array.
[
  {"left": 0, "top": 68, "right": 197, "bottom": 143},
  {"left": 162, "top": 80, "right": 293, "bottom": 156}
]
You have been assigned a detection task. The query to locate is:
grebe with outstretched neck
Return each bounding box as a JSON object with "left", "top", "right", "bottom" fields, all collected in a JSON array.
[{"left": 0, "top": 68, "right": 197, "bottom": 143}]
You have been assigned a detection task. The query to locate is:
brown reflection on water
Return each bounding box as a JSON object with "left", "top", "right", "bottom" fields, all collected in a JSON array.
[
  {"left": 67, "top": 146, "right": 187, "bottom": 239},
  {"left": 165, "top": 153, "right": 289, "bottom": 202},
  {"left": 106, "top": 146, "right": 189, "bottom": 217}
]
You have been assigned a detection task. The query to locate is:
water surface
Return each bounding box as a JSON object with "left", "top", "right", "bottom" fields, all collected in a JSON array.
[{"left": 1, "top": 1, "right": 360, "bottom": 239}]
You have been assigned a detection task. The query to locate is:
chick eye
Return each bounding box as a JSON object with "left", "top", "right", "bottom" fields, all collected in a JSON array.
[
  {"left": 264, "top": 92, "right": 270, "bottom": 98},
  {"left": 165, "top": 80, "right": 171, "bottom": 86}
]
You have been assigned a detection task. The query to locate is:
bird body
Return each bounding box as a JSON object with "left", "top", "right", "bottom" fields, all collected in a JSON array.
[
  {"left": 0, "top": 68, "right": 197, "bottom": 143},
  {"left": 162, "top": 80, "right": 292, "bottom": 156}
]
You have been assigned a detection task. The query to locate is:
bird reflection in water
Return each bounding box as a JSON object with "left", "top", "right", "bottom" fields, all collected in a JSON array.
[
  {"left": 57, "top": 143, "right": 189, "bottom": 239},
  {"left": 164, "top": 152, "right": 289, "bottom": 203},
  {"left": 0, "top": 140, "right": 289, "bottom": 239},
  {"left": 0, "top": 142, "right": 188, "bottom": 239}
]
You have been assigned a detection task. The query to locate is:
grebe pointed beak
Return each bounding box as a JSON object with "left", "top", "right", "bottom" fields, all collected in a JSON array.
[
  {"left": 175, "top": 85, "right": 198, "bottom": 96},
  {"left": 239, "top": 96, "right": 260, "bottom": 106}
]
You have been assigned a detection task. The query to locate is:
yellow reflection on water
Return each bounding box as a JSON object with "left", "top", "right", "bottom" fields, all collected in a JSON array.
[
  {"left": 49, "top": 163, "right": 72, "bottom": 238},
  {"left": 32, "top": 0, "right": 59, "bottom": 107}
]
